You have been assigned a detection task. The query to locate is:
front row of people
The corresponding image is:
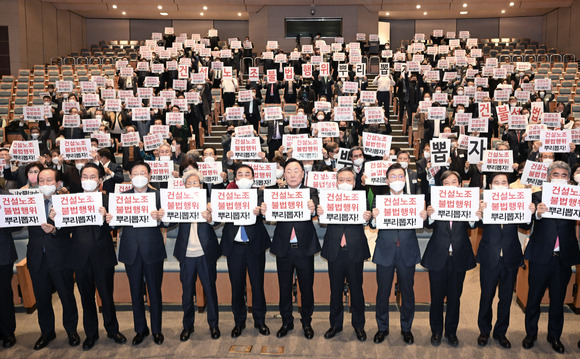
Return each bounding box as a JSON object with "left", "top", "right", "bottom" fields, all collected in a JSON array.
[{"left": 0, "top": 159, "right": 579, "bottom": 353}]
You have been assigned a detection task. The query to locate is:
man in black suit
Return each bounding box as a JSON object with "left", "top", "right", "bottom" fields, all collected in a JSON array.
[
  {"left": 65, "top": 163, "right": 126, "bottom": 350},
  {"left": 261, "top": 113, "right": 288, "bottom": 160},
  {"left": 317, "top": 167, "right": 372, "bottom": 342},
  {"left": 121, "top": 126, "right": 143, "bottom": 171},
  {"left": 260, "top": 159, "right": 319, "bottom": 339},
  {"left": 264, "top": 81, "right": 281, "bottom": 104},
  {"left": 106, "top": 161, "right": 167, "bottom": 345},
  {"left": 28, "top": 168, "right": 79, "bottom": 350},
  {"left": 0, "top": 190, "right": 19, "bottom": 348},
  {"left": 96, "top": 148, "right": 124, "bottom": 194},
  {"left": 522, "top": 161, "right": 580, "bottom": 353},
  {"left": 173, "top": 169, "right": 222, "bottom": 341},
  {"left": 220, "top": 165, "right": 271, "bottom": 338},
  {"left": 396, "top": 150, "right": 418, "bottom": 194},
  {"left": 370, "top": 163, "right": 427, "bottom": 345},
  {"left": 422, "top": 170, "right": 477, "bottom": 347},
  {"left": 474, "top": 172, "right": 533, "bottom": 349},
  {"left": 243, "top": 88, "right": 262, "bottom": 133},
  {"left": 61, "top": 158, "right": 91, "bottom": 194}
]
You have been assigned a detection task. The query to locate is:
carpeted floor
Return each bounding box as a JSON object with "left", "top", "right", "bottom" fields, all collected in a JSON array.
[{"left": 4, "top": 264, "right": 580, "bottom": 358}]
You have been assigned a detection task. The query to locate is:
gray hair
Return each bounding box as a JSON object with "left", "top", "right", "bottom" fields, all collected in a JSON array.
[
  {"left": 337, "top": 166, "right": 356, "bottom": 179},
  {"left": 182, "top": 169, "right": 204, "bottom": 185},
  {"left": 494, "top": 141, "right": 510, "bottom": 150},
  {"left": 547, "top": 161, "right": 570, "bottom": 178}
]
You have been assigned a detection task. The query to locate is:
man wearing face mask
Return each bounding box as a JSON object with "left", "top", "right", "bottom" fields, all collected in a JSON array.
[
  {"left": 396, "top": 150, "right": 418, "bottom": 195},
  {"left": 474, "top": 173, "right": 534, "bottom": 349},
  {"left": 220, "top": 165, "right": 271, "bottom": 338},
  {"left": 522, "top": 161, "right": 580, "bottom": 353},
  {"left": 370, "top": 163, "right": 428, "bottom": 345},
  {"left": 244, "top": 89, "right": 262, "bottom": 133},
  {"left": 201, "top": 146, "right": 229, "bottom": 193},
  {"left": 260, "top": 159, "right": 319, "bottom": 339},
  {"left": 63, "top": 163, "right": 126, "bottom": 350},
  {"left": 348, "top": 146, "right": 366, "bottom": 190},
  {"left": 121, "top": 126, "right": 143, "bottom": 170},
  {"left": 96, "top": 148, "right": 123, "bottom": 194},
  {"left": 27, "top": 168, "right": 79, "bottom": 350},
  {"left": 61, "top": 158, "right": 92, "bottom": 194},
  {"left": 317, "top": 167, "right": 372, "bottom": 341},
  {"left": 106, "top": 162, "right": 167, "bottom": 345},
  {"left": 528, "top": 144, "right": 577, "bottom": 169}
]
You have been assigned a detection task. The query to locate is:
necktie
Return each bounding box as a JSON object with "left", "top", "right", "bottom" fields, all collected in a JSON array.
[
  {"left": 270, "top": 84, "right": 274, "bottom": 96},
  {"left": 249, "top": 100, "right": 253, "bottom": 114},
  {"left": 517, "top": 131, "right": 521, "bottom": 142},
  {"left": 340, "top": 234, "right": 346, "bottom": 247},
  {"left": 554, "top": 236, "right": 560, "bottom": 251},
  {"left": 449, "top": 221, "right": 453, "bottom": 229},
  {"left": 290, "top": 227, "right": 297, "bottom": 243},
  {"left": 241, "top": 226, "right": 249, "bottom": 242},
  {"left": 44, "top": 199, "right": 51, "bottom": 222},
  {"left": 274, "top": 121, "right": 280, "bottom": 139}
]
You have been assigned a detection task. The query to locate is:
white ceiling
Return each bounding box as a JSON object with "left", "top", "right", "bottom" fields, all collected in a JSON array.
[{"left": 41, "top": 0, "right": 572, "bottom": 20}]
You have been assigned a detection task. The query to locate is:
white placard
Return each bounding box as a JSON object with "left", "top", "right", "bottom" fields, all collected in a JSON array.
[
  {"left": 264, "top": 188, "right": 311, "bottom": 222},
  {"left": 160, "top": 188, "right": 207, "bottom": 223},
  {"left": 482, "top": 189, "right": 532, "bottom": 224},
  {"left": 429, "top": 187, "right": 479, "bottom": 221},
  {"left": 375, "top": 194, "right": 424, "bottom": 229},
  {"left": 108, "top": 192, "right": 157, "bottom": 227},
  {"left": 318, "top": 190, "right": 367, "bottom": 224}
]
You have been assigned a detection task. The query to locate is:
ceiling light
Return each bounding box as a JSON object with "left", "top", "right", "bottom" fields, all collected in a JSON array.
[
  {"left": 416, "top": 5, "right": 421, "bottom": 9},
  {"left": 463, "top": 3, "right": 468, "bottom": 7},
  {"left": 122, "top": 11, "right": 126, "bottom": 15},
  {"left": 509, "top": 2, "right": 514, "bottom": 6},
  {"left": 160, "top": 12, "right": 168, "bottom": 16},
  {"left": 237, "top": 12, "right": 242, "bottom": 16},
  {"left": 200, "top": 12, "right": 204, "bottom": 16},
  {"left": 460, "top": 11, "right": 468, "bottom": 14},
  {"left": 158, "top": 5, "right": 162, "bottom": 10},
  {"left": 112, "top": 5, "right": 117, "bottom": 9},
  {"left": 501, "top": 9, "right": 506, "bottom": 13},
  {"left": 385, "top": 12, "right": 390, "bottom": 16},
  {"left": 203, "top": 5, "right": 208, "bottom": 10},
  {"left": 423, "top": 11, "right": 427, "bottom": 15}
]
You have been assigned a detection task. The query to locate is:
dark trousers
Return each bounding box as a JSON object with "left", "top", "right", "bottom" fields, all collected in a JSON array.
[
  {"left": 180, "top": 256, "right": 219, "bottom": 330},
  {"left": 276, "top": 248, "right": 314, "bottom": 327},
  {"left": 125, "top": 253, "right": 164, "bottom": 334},
  {"left": 222, "top": 92, "right": 236, "bottom": 110},
  {"left": 377, "top": 91, "right": 391, "bottom": 120},
  {"left": 428, "top": 255, "right": 466, "bottom": 336},
  {"left": 0, "top": 264, "right": 16, "bottom": 337},
  {"left": 268, "top": 139, "right": 282, "bottom": 161},
  {"left": 477, "top": 258, "right": 518, "bottom": 336},
  {"left": 75, "top": 262, "right": 119, "bottom": 339},
  {"left": 376, "top": 252, "right": 416, "bottom": 332},
  {"left": 328, "top": 249, "right": 365, "bottom": 330},
  {"left": 227, "top": 243, "right": 266, "bottom": 326},
  {"left": 29, "top": 253, "right": 78, "bottom": 336},
  {"left": 525, "top": 255, "right": 572, "bottom": 340}
]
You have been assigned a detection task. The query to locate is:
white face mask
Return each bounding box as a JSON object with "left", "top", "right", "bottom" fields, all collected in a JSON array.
[
  {"left": 353, "top": 158, "right": 364, "bottom": 166},
  {"left": 543, "top": 158, "right": 553, "bottom": 165},
  {"left": 389, "top": 180, "right": 405, "bottom": 192},
  {"left": 203, "top": 156, "right": 215, "bottom": 163},
  {"left": 236, "top": 178, "right": 254, "bottom": 189},
  {"left": 491, "top": 185, "right": 509, "bottom": 190},
  {"left": 131, "top": 175, "right": 148, "bottom": 189},
  {"left": 81, "top": 179, "right": 98, "bottom": 192},
  {"left": 424, "top": 151, "right": 431, "bottom": 159},
  {"left": 574, "top": 174, "right": 580, "bottom": 184},
  {"left": 317, "top": 115, "right": 324, "bottom": 120},
  {"left": 39, "top": 184, "right": 56, "bottom": 197},
  {"left": 171, "top": 145, "right": 176, "bottom": 152},
  {"left": 399, "top": 161, "right": 409, "bottom": 169},
  {"left": 457, "top": 109, "right": 464, "bottom": 113},
  {"left": 303, "top": 164, "right": 313, "bottom": 172},
  {"left": 276, "top": 169, "right": 284, "bottom": 179},
  {"left": 551, "top": 178, "right": 568, "bottom": 185},
  {"left": 337, "top": 182, "right": 353, "bottom": 191},
  {"left": 96, "top": 115, "right": 102, "bottom": 120},
  {"left": 457, "top": 90, "right": 464, "bottom": 95},
  {"left": 52, "top": 157, "right": 60, "bottom": 165},
  {"left": 75, "top": 163, "right": 84, "bottom": 171},
  {"left": 31, "top": 133, "right": 40, "bottom": 139},
  {"left": 159, "top": 156, "right": 171, "bottom": 162}
]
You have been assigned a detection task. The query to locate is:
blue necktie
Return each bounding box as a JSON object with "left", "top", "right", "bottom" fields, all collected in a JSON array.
[{"left": 241, "top": 226, "right": 249, "bottom": 242}]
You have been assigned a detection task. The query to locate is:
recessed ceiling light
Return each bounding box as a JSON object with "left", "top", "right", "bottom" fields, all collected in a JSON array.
[
  {"left": 423, "top": 11, "right": 427, "bottom": 15},
  {"left": 509, "top": 2, "right": 515, "bottom": 6},
  {"left": 501, "top": 9, "right": 506, "bottom": 13},
  {"left": 237, "top": 12, "right": 242, "bottom": 16},
  {"left": 463, "top": 3, "right": 468, "bottom": 7},
  {"left": 203, "top": 5, "right": 208, "bottom": 10},
  {"left": 385, "top": 12, "right": 390, "bottom": 16},
  {"left": 112, "top": 5, "right": 117, "bottom": 9},
  {"left": 121, "top": 11, "right": 126, "bottom": 15},
  {"left": 460, "top": 11, "right": 468, "bottom": 14},
  {"left": 158, "top": 5, "right": 162, "bottom": 10},
  {"left": 160, "top": 12, "right": 168, "bottom": 16},
  {"left": 200, "top": 12, "right": 204, "bottom": 16},
  {"left": 416, "top": 5, "right": 421, "bottom": 9}
]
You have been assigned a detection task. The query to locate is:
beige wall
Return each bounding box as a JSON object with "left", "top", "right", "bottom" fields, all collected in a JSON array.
[{"left": 542, "top": 0, "right": 580, "bottom": 57}]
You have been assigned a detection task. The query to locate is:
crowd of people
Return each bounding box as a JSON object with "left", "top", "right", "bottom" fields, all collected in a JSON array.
[{"left": 0, "top": 27, "right": 579, "bottom": 354}]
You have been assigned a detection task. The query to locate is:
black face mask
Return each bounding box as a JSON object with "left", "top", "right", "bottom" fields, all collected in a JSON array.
[
  {"left": 339, "top": 127, "right": 347, "bottom": 131},
  {"left": 227, "top": 130, "right": 234, "bottom": 135},
  {"left": 411, "top": 80, "right": 417, "bottom": 85}
]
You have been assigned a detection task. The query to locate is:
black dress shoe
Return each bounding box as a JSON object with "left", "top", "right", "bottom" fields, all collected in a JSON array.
[
  {"left": 107, "top": 332, "right": 127, "bottom": 344},
  {"left": 547, "top": 336, "right": 565, "bottom": 353},
  {"left": 402, "top": 331, "right": 414, "bottom": 344},
  {"left": 180, "top": 327, "right": 194, "bottom": 342},
  {"left": 477, "top": 333, "right": 489, "bottom": 346},
  {"left": 446, "top": 333, "right": 459, "bottom": 347},
  {"left": 82, "top": 336, "right": 98, "bottom": 350},
  {"left": 324, "top": 327, "right": 342, "bottom": 339},
  {"left": 355, "top": 328, "right": 367, "bottom": 342},
  {"left": 2, "top": 334, "right": 16, "bottom": 348},
  {"left": 231, "top": 324, "right": 245, "bottom": 338},
  {"left": 303, "top": 325, "right": 314, "bottom": 339},
  {"left": 373, "top": 330, "right": 388, "bottom": 343},
  {"left": 254, "top": 323, "right": 270, "bottom": 336},
  {"left": 210, "top": 327, "right": 220, "bottom": 339},
  {"left": 431, "top": 333, "right": 442, "bottom": 346},
  {"left": 492, "top": 333, "right": 511, "bottom": 348},
  {"left": 276, "top": 323, "right": 294, "bottom": 338},
  {"left": 68, "top": 331, "right": 81, "bottom": 347},
  {"left": 522, "top": 335, "right": 536, "bottom": 349},
  {"left": 33, "top": 332, "right": 56, "bottom": 350},
  {"left": 132, "top": 329, "right": 150, "bottom": 345},
  {"left": 153, "top": 333, "right": 164, "bottom": 345}
]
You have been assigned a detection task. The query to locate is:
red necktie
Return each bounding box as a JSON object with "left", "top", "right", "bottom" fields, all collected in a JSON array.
[{"left": 340, "top": 234, "right": 346, "bottom": 247}]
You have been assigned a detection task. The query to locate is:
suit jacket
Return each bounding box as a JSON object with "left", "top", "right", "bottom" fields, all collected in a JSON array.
[
  {"left": 270, "top": 187, "right": 321, "bottom": 257},
  {"left": 421, "top": 220, "right": 476, "bottom": 272},
  {"left": 405, "top": 169, "right": 418, "bottom": 195},
  {"left": 265, "top": 118, "right": 288, "bottom": 144},
  {"left": 0, "top": 191, "right": 19, "bottom": 266},
  {"left": 68, "top": 193, "right": 117, "bottom": 270},
  {"left": 117, "top": 187, "right": 167, "bottom": 265},
  {"left": 475, "top": 222, "right": 526, "bottom": 270},
  {"left": 174, "top": 222, "right": 222, "bottom": 263},
  {"left": 321, "top": 223, "right": 371, "bottom": 263},
  {"left": 371, "top": 194, "right": 421, "bottom": 268},
  {"left": 62, "top": 165, "right": 83, "bottom": 194},
  {"left": 524, "top": 191, "right": 580, "bottom": 267},
  {"left": 122, "top": 146, "right": 143, "bottom": 170},
  {"left": 243, "top": 99, "right": 261, "bottom": 123},
  {"left": 264, "top": 82, "right": 281, "bottom": 104},
  {"left": 102, "top": 162, "right": 124, "bottom": 194}
]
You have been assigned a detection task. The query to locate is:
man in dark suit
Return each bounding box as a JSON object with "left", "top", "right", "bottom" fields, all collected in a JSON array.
[
  {"left": 422, "top": 170, "right": 477, "bottom": 347},
  {"left": 397, "top": 150, "right": 418, "bottom": 194},
  {"left": 370, "top": 163, "right": 427, "bottom": 345},
  {"left": 97, "top": 148, "right": 124, "bottom": 194},
  {"left": 474, "top": 172, "right": 533, "bottom": 349},
  {"left": 0, "top": 190, "right": 20, "bottom": 348},
  {"left": 264, "top": 81, "right": 281, "bottom": 104},
  {"left": 61, "top": 158, "right": 89, "bottom": 194},
  {"left": 260, "top": 159, "right": 319, "bottom": 339},
  {"left": 220, "top": 164, "right": 271, "bottom": 338},
  {"left": 501, "top": 123, "right": 528, "bottom": 163},
  {"left": 522, "top": 161, "right": 580, "bottom": 353},
  {"left": 66, "top": 163, "right": 126, "bottom": 350},
  {"left": 317, "top": 167, "right": 372, "bottom": 342},
  {"left": 173, "top": 169, "right": 222, "bottom": 341},
  {"left": 28, "top": 168, "right": 79, "bottom": 350},
  {"left": 107, "top": 161, "right": 167, "bottom": 345},
  {"left": 243, "top": 89, "right": 262, "bottom": 133},
  {"left": 261, "top": 113, "right": 288, "bottom": 160},
  {"left": 121, "top": 126, "right": 143, "bottom": 170},
  {"left": 349, "top": 146, "right": 366, "bottom": 190}
]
